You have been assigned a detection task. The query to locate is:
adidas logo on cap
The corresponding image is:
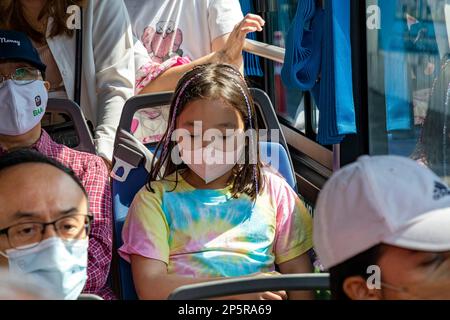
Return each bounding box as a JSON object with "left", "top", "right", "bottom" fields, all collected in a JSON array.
[{"left": 433, "top": 181, "right": 450, "bottom": 200}]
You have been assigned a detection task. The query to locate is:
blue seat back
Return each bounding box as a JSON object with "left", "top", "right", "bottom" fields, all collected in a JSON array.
[
  {"left": 112, "top": 143, "right": 158, "bottom": 300},
  {"left": 45, "top": 99, "right": 95, "bottom": 154},
  {"left": 260, "top": 141, "right": 297, "bottom": 191},
  {"left": 112, "top": 167, "right": 147, "bottom": 300}
]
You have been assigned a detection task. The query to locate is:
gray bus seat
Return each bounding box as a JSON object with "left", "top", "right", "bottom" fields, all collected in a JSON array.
[
  {"left": 45, "top": 99, "right": 95, "bottom": 154},
  {"left": 78, "top": 294, "right": 104, "bottom": 300},
  {"left": 168, "top": 273, "right": 330, "bottom": 300},
  {"left": 116, "top": 89, "right": 290, "bottom": 148}
]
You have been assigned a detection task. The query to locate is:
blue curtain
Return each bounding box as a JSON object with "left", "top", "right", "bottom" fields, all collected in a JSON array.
[
  {"left": 239, "top": 0, "right": 263, "bottom": 77},
  {"left": 281, "top": 0, "right": 356, "bottom": 145},
  {"left": 331, "top": 0, "right": 356, "bottom": 136},
  {"left": 379, "top": 0, "right": 412, "bottom": 131}
]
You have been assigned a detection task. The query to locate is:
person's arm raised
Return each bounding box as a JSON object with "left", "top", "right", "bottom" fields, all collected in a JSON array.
[{"left": 138, "top": 14, "right": 265, "bottom": 95}]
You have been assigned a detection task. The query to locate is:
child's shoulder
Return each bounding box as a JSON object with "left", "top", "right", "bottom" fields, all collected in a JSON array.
[
  {"left": 261, "top": 167, "right": 291, "bottom": 188},
  {"left": 135, "top": 172, "right": 188, "bottom": 198},
  {"left": 260, "top": 167, "right": 295, "bottom": 198},
  {"left": 260, "top": 168, "right": 301, "bottom": 210}
]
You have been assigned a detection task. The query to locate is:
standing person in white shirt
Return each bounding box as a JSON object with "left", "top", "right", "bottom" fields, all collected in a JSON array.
[
  {"left": 0, "top": 0, "right": 135, "bottom": 163},
  {"left": 127, "top": 0, "right": 265, "bottom": 94}
]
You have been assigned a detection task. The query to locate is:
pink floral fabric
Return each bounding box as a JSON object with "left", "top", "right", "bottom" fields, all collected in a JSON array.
[{"left": 135, "top": 56, "right": 191, "bottom": 94}]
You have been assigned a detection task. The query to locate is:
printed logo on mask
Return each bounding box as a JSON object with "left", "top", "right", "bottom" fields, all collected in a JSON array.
[
  {"left": 433, "top": 181, "right": 450, "bottom": 200},
  {"left": 17, "top": 260, "right": 27, "bottom": 272},
  {"left": 33, "top": 107, "right": 44, "bottom": 117},
  {"left": 0, "top": 80, "right": 48, "bottom": 135}
]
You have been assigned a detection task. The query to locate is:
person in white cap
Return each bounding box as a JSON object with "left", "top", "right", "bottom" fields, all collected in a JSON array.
[{"left": 314, "top": 155, "right": 450, "bottom": 300}]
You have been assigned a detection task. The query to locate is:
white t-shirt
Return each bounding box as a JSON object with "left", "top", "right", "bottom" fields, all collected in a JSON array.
[{"left": 125, "top": 0, "right": 243, "bottom": 63}]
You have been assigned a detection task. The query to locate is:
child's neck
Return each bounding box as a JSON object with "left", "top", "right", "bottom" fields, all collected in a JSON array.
[{"left": 183, "top": 170, "right": 233, "bottom": 190}]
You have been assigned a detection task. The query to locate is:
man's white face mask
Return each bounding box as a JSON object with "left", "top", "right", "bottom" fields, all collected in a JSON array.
[
  {"left": 0, "top": 80, "right": 48, "bottom": 136},
  {"left": 0, "top": 237, "right": 88, "bottom": 300}
]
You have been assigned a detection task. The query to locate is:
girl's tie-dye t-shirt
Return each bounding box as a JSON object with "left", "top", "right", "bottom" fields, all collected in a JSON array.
[{"left": 119, "top": 170, "right": 313, "bottom": 277}]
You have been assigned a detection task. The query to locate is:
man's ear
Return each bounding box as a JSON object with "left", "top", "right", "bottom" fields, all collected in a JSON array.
[
  {"left": 0, "top": 255, "right": 7, "bottom": 268},
  {"left": 343, "top": 276, "right": 383, "bottom": 300},
  {"left": 43, "top": 81, "right": 51, "bottom": 91},
  {"left": 0, "top": 241, "right": 9, "bottom": 267}
]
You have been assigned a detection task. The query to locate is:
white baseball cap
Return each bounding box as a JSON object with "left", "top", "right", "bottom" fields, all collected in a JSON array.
[{"left": 314, "top": 155, "right": 450, "bottom": 270}]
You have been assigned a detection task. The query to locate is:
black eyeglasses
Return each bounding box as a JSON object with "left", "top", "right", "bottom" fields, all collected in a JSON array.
[
  {"left": 0, "top": 67, "right": 43, "bottom": 88},
  {"left": 0, "top": 215, "right": 93, "bottom": 250}
]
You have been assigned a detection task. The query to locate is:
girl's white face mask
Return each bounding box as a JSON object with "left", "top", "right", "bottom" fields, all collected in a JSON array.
[
  {"left": 179, "top": 132, "right": 245, "bottom": 184},
  {"left": 0, "top": 80, "right": 48, "bottom": 136}
]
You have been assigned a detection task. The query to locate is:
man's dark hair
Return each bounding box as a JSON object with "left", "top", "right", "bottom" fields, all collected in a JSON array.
[
  {"left": 0, "top": 149, "right": 87, "bottom": 198},
  {"left": 329, "top": 245, "right": 384, "bottom": 300}
]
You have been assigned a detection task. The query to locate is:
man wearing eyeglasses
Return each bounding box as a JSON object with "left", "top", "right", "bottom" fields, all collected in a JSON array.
[
  {"left": 0, "top": 30, "right": 113, "bottom": 300},
  {"left": 0, "top": 149, "right": 92, "bottom": 300}
]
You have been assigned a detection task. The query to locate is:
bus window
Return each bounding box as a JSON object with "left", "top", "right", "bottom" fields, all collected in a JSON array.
[
  {"left": 266, "top": 0, "right": 320, "bottom": 136},
  {"left": 366, "top": 0, "right": 450, "bottom": 183},
  {"left": 256, "top": 0, "right": 331, "bottom": 211}
]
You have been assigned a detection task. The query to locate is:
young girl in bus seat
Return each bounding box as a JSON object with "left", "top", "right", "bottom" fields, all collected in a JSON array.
[{"left": 119, "top": 64, "right": 314, "bottom": 300}]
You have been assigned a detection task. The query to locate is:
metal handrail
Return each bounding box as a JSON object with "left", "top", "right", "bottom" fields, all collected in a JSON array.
[
  {"left": 244, "top": 39, "right": 285, "bottom": 64},
  {"left": 243, "top": 39, "right": 339, "bottom": 173},
  {"left": 168, "top": 273, "right": 330, "bottom": 300}
]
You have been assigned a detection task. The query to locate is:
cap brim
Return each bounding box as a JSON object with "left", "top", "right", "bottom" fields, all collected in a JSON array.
[
  {"left": 384, "top": 208, "right": 450, "bottom": 252},
  {"left": 0, "top": 56, "right": 46, "bottom": 73},
  {"left": 20, "top": 58, "right": 46, "bottom": 73}
]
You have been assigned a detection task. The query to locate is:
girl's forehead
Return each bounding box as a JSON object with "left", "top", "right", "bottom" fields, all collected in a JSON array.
[{"left": 178, "top": 98, "right": 245, "bottom": 129}]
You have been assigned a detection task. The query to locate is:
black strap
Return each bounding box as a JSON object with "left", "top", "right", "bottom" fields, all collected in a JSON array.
[{"left": 74, "top": 10, "right": 83, "bottom": 106}]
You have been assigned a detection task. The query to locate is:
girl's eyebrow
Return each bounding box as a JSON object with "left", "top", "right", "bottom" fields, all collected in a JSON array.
[{"left": 181, "top": 121, "right": 195, "bottom": 127}]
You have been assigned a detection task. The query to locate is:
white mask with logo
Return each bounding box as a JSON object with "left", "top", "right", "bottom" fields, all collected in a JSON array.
[{"left": 0, "top": 80, "right": 48, "bottom": 136}]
